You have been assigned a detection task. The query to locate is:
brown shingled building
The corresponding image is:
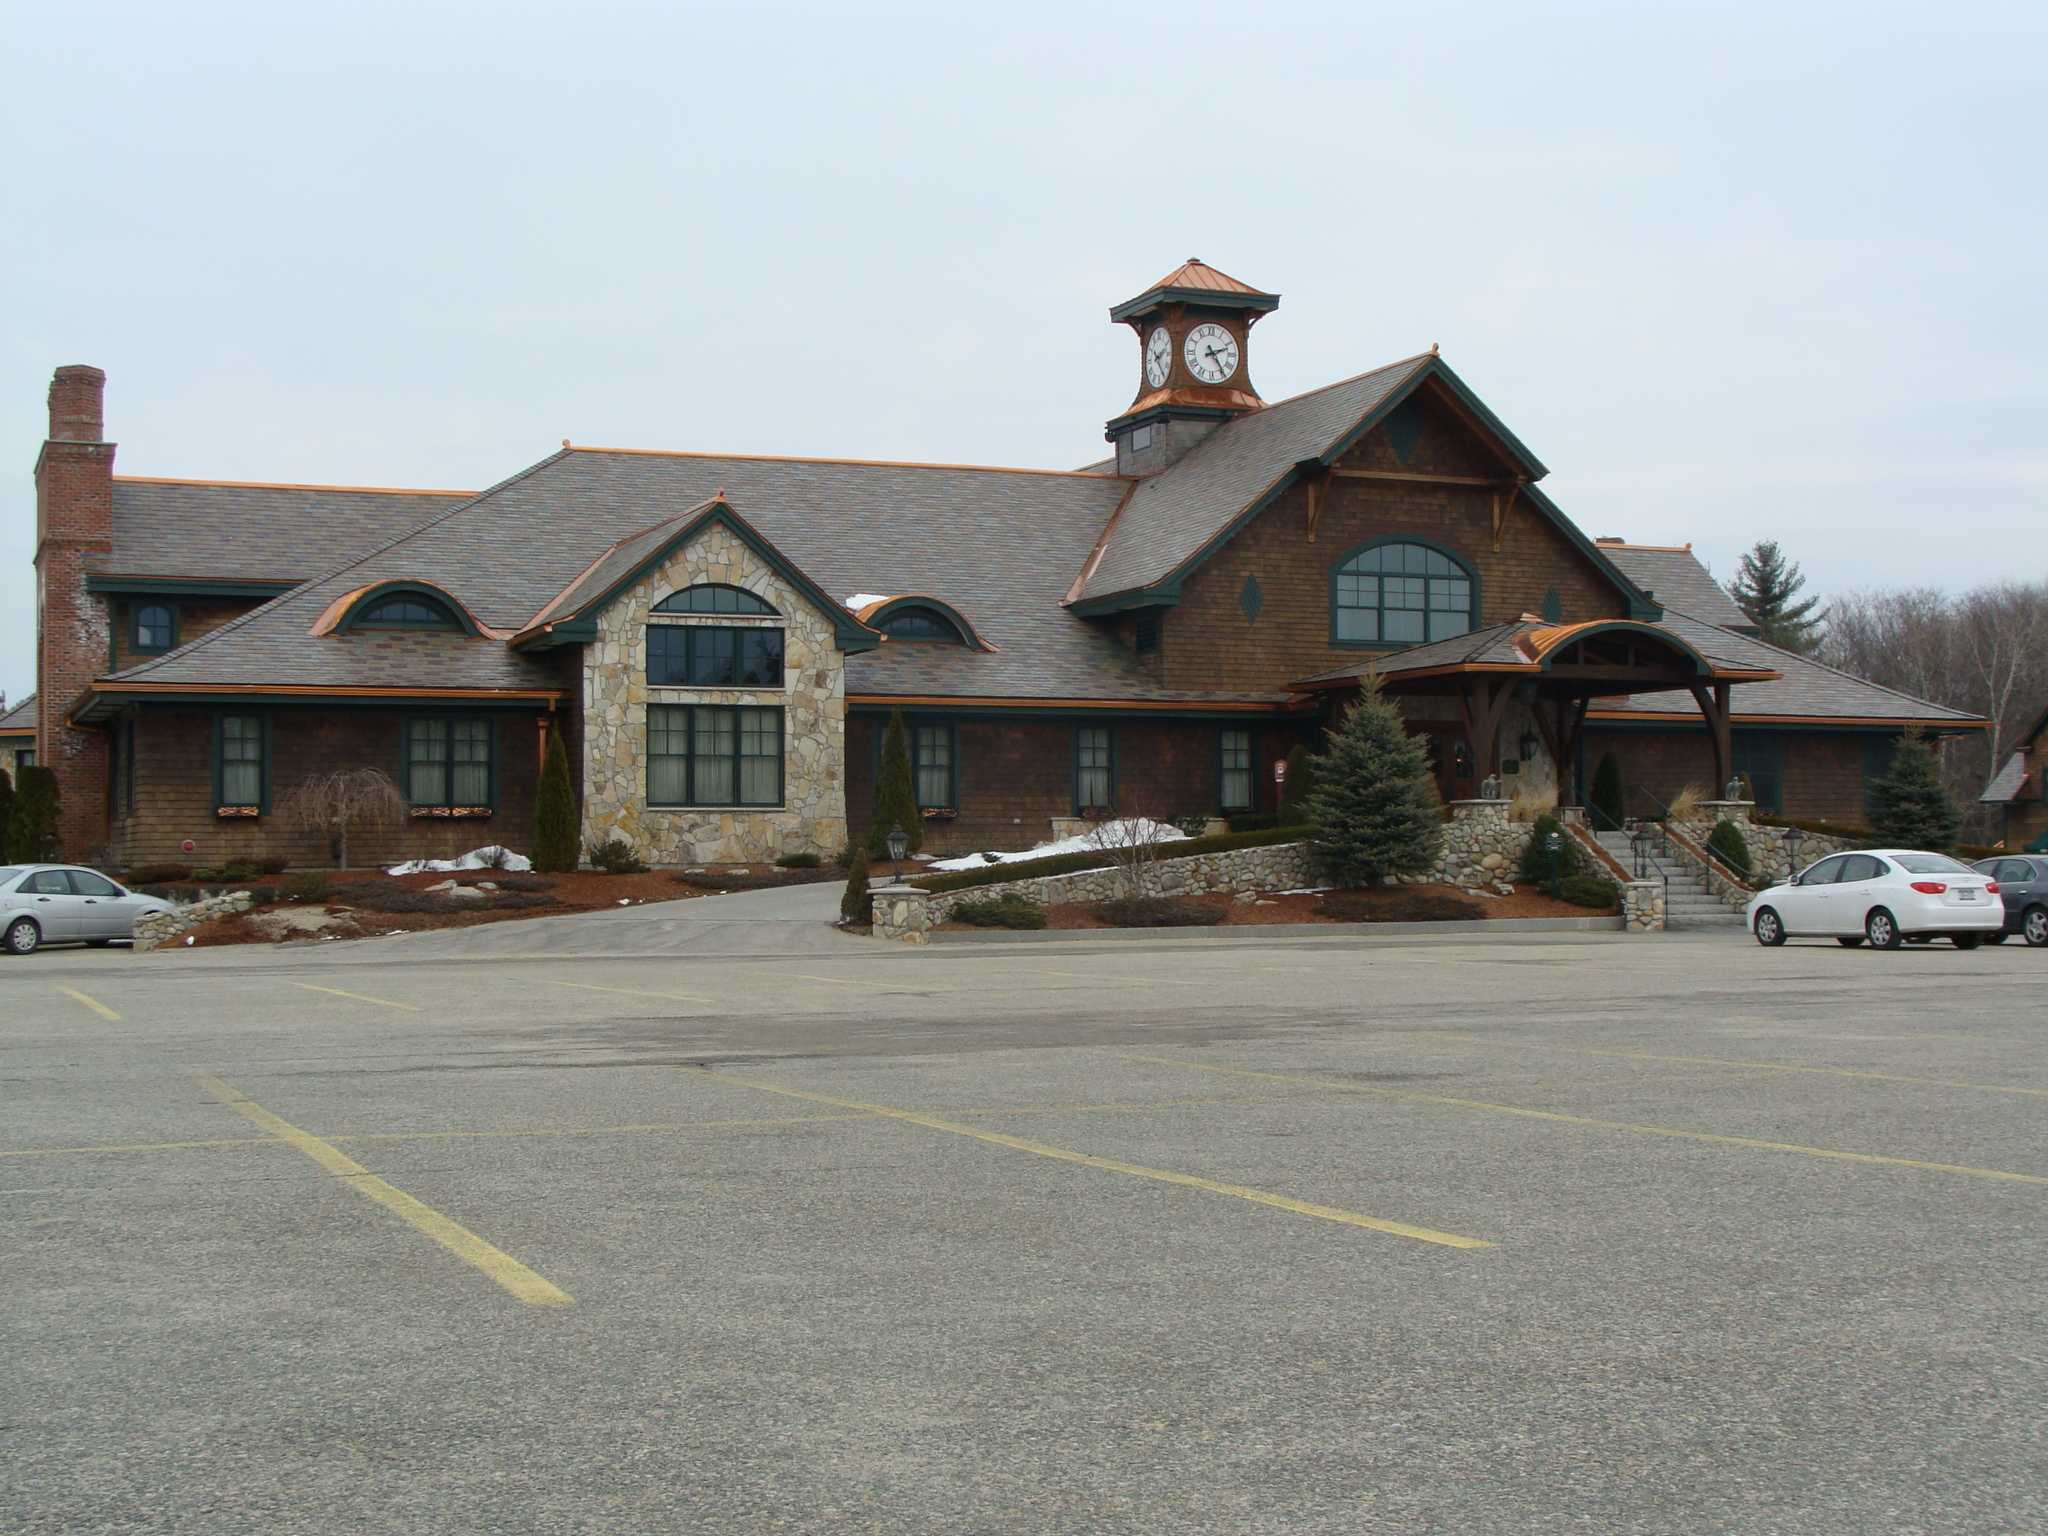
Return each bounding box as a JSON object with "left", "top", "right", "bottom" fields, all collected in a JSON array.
[{"left": 18, "top": 262, "right": 1985, "bottom": 870}]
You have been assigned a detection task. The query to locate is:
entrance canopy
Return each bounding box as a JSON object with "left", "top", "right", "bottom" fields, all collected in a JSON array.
[{"left": 1293, "top": 618, "right": 1782, "bottom": 802}]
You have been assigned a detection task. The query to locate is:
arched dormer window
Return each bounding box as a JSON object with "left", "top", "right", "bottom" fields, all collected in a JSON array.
[
  {"left": 879, "top": 605, "right": 966, "bottom": 642},
  {"left": 653, "top": 584, "right": 778, "bottom": 616},
  {"left": 356, "top": 595, "right": 463, "bottom": 630},
  {"left": 329, "top": 582, "right": 482, "bottom": 636},
  {"left": 1332, "top": 538, "right": 1478, "bottom": 648},
  {"left": 857, "top": 596, "right": 987, "bottom": 649}
]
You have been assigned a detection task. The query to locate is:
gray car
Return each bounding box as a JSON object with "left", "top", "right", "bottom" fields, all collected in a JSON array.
[
  {"left": 0, "top": 864, "right": 174, "bottom": 955},
  {"left": 1972, "top": 855, "right": 2048, "bottom": 946}
]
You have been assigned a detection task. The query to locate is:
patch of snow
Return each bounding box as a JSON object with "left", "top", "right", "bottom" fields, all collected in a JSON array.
[
  {"left": 386, "top": 846, "right": 532, "bottom": 876},
  {"left": 844, "top": 593, "right": 893, "bottom": 611},
  {"left": 1274, "top": 886, "right": 1334, "bottom": 896},
  {"left": 926, "top": 818, "right": 1189, "bottom": 872}
]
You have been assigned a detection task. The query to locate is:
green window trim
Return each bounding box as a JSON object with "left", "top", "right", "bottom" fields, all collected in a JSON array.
[
  {"left": 1218, "top": 727, "right": 1254, "bottom": 813},
  {"left": 132, "top": 601, "right": 178, "bottom": 655},
  {"left": 646, "top": 623, "right": 786, "bottom": 688},
  {"left": 1330, "top": 535, "right": 1480, "bottom": 651},
  {"left": 109, "top": 716, "right": 138, "bottom": 818},
  {"left": 212, "top": 713, "right": 272, "bottom": 814},
  {"left": 647, "top": 704, "right": 785, "bottom": 809},
  {"left": 1073, "top": 724, "right": 1116, "bottom": 814},
  {"left": 402, "top": 717, "right": 498, "bottom": 810},
  {"left": 912, "top": 721, "right": 958, "bottom": 810}
]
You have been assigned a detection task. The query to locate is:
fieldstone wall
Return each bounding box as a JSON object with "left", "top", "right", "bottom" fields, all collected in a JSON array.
[
  {"left": 920, "top": 841, "right": 1318, "bottom": 924},
  {"left": 872, "top": 885, "right": 930, "bottom": 944},
  {"left": 1622, "top": 879, "right": 1666, "bottom": 932},
  {"left": 1437, "top": 800, "right": 1535, "bottom": 890},
  {"left": 1674, "top": 801, "right": 1854, "bottom": 887},
  {"left": 133, "top": 890, "right": 254, "bottom": 951},
  {"left": 581, "top": 522, "right": 847, "bottom": 865}
]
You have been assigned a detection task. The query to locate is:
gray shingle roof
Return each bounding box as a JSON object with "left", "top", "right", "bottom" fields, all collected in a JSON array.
[
  {"left": 104, "top": 479, "right": 473, "bottom": 583},
  {"left": 1982, "top": 751, "right": 2029, "bottom": 804},
  {"left": 1599, "top": 611, "right": 1982, "bottom": 725},
  {"left": 0, "top": 692, "right": 35, "bottom": 732},
  {"left": 1295, "top": 617, "right": 1767, "bottom": 689},
  {"left": 1077, "top": 355, "right": 1431, "bottom": 601},
  {"left": 96, "top": 449, "right": 1279, "bottom": 704},
  {"left": 1597, "top": 545, "right": 1751, "bottom": 630}
]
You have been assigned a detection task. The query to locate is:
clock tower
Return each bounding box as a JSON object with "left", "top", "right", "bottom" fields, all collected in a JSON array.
[{"left": 1106, "top": 259, "right": 1279, "bottom": 475}]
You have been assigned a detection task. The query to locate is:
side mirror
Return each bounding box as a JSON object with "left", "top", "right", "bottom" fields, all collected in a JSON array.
[{"left": 1787, "top": 875, "right": 1802, "bottom": 887}]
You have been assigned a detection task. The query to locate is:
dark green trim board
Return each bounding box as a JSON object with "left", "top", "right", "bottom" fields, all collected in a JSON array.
[
  {"left": 1517, "top": 485, "right": 1663, "bottom": 622},
  {"left": 1072, "top": 723, "right": 1116, "bottom": 814},
  {"left": 401, "top": 716, "right": 500, "bottom": 810},
  {"left": 1217, "top": 725, "right": 1254, "bottom": 813},
  {"left": 1328, "top": 534, "right": 1481, "bottom": 652},
  {"left": 847, "top": 702, "right": 1302, "bottom": 724},
  {"left": 1101, "top": 402, "right": 1240, "bottom": 440},
  {"left": 911, "top": 719, "right": 959, "bottom": 810},
  {"left": 1585, "top": 719, "right": 1972, "bottom": 738},
  {"left": 211, "top": 711, "right": 271, "bottom": 813},
  {"left": 1732, "top": 730, "right": 1786, "bottom": 815},
  {"left": 1108, "top": 287, "right": 1280, "bottom": 324},
  {"left": 646, "top": 703, "right": 786, "bottom": 809},
  {"left": 80, "top": 691, "right": 555, "bottom": 721},
  {"left": 335, "top": 582, "right": 481, "bottom": 637},
  {"left": 85, "top": 576, "right": 297, "bottom": 599}
]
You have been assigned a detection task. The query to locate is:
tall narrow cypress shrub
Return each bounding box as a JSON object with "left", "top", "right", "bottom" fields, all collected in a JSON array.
[
  {"left": 6, "top": 764, "right": 60, "bottom": 864},
  {"left": 869, "top": 709, "right": 923, "bottom": 857},
  {"left": 840, "top": 857, "right": 872, "bottom": 925},
  {"left": 1590, "top": 752, "right": 1624, "bottom": 830},
  {"left": 532, "top": 726, "right": 579, "bottom": 873},
  {"left": 1305, "top": 676, "right": 1441, "bottom": 887}
]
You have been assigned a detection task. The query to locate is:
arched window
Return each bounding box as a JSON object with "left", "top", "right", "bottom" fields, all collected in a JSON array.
[
  {"left": 879, "top": 606, "right": 965, "bottom": 642},
  {"left": 133, "top": 603, "right": 176, "bottom": 653},
  {"left": 654, "top": 585, "right": 778, "bottom": 616},
  {"left": 355, "top": 594, "right": 463, "bottom": 630},
  {"left": 1333, "top": 540, "right": 1476, "bottom": 647}
]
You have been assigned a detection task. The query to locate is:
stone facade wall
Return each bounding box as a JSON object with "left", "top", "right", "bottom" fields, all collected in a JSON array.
[
  {"left": 581, "top": 522, "right": 846, "bottom": 865},
  {"left": 920, "top": 841, "right": 1318, "bottom": 923},
  {"left": 1438, "top": 801, "right": 1536, "bottom": 889},
  {"left": 1622, "top": 880, "right": 1666, "bottom": 932},
  {"left": 1675, "top": 803, "right": 1854, "bottom": 887}
]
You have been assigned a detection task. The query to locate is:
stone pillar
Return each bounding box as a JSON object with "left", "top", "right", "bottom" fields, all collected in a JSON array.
[
  {"left": 1622, "top": 880, "right": 1666, "bottom": 933},
  {"left": 1698, "top": 799, "right": 1752, "bottom": 825},
  {"left": 871, "top": 885, "right": 930, "bottom": 943},
  {"left": 1443, "top": 799, "right": 1521, "bottom": 889}
]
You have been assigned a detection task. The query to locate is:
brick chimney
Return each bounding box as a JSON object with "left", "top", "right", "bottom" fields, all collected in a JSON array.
[{"left": 34, "top": 364, "right": 115, "bottom": 858}]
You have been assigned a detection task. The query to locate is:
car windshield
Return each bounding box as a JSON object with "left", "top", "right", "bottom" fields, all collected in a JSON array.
[{"left": 1892, "top": 853, "right": 1972, "bottom": 875}]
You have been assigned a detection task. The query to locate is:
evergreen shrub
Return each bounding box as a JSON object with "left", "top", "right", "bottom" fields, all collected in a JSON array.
[
  {"left": 1867, "top": 729, "right": 1962, "bottom": 852},
  {"left": 1089, "top": 895, "right": 1222, "bottom": 928},
  {"left": 840, "top": 859, "right": 872, "bottom": 925},
  {"left": 1591, "top": 753, "right": 1624, "bottom": 830},
  {"left": 1516, "top": 813, "right": 1578, "bottom": 885},
  {"left": 950, "top": 893, "right": 1047, "bottom": 929},
  {"left": 1706, "top": 819, "right": 1751, "bottom": 878},
  {"left": 1305, "top": 677, "right": 1440, "bottom": 887},
  {"left": 868, "top": 710, "right": 923, "bottom": 858},
  {"left": 533, "top": 729, "right": 579, "bottom": 873},
  {"left": 1558, "top": 873, "right": 1619, "bottom": 909},
  {"left": 585, "top": 837, "right": 650, "bottom": 875},
  {"left": 6, "top": 765, "right": 60, "bottom": 864}
]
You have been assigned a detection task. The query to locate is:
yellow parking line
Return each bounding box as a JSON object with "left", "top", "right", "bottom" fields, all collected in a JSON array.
[
  {"left": 289, "top": 982, "right": 419, "bottom": 1013},
  {"left": 196, "top": 1075, "right": 571, "bottom": 1307},
  {"left": 0, "top": 1135, "right": 286, "bottom": 1159},
  {"left": 680, "top": 1066, "right": 1490, "bottom": 1249},
  {"left": 532, "top": 978, "right": 713, "bottom": 1005},
  {"left": 1113, "top": 1052, "right": 2048, "bottom": 1188},
  {"left": 56, "top": 987, "right": 120, "bottom": 1021},
  {"left": 1420, "top": 1034, "right": 2048, "bottom": 1099}
]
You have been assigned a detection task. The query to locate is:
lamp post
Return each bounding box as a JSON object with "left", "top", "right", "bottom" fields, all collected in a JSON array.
[
  {"left": 886, "top": 823, "right": 908, "bottom": 885},
  {"left": 1545, "top": 829, "right": 1564, "bottom": 898},
  {"left": 1630, "top": 819, "right": 1652, "bottom": 880},
  {"left": 1782, "top": 823, "right": 1805, "bottom": 882}
]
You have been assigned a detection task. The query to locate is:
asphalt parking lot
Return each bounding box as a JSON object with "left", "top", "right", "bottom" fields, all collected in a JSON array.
[{"left": 4, "top": 923, "right": 2044, "bottom": 1534}]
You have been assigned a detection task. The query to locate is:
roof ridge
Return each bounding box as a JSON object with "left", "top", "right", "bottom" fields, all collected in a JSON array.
[
  {"left": 114, "top": 475, "right": 474, "bottom": 497},
  {"left": 522, "top": 498, "right": 725, "bottom": 631},
  {"left": 1656, "top": 605, "right": 1980, "bottom": 719},
  {"left": 563, "top": 443, "right": 1132, "bottom": 480},
  {"left": 1253, "top": 349, "right": 1438, "bottom": 414},
  {"left": 99, "top": 450, "right": 576, "bottom": 686}
]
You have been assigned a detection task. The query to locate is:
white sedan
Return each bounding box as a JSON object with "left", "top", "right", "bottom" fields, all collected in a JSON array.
[{"left": 1747, "top": 849, "right": 2005, "bottom": 950}]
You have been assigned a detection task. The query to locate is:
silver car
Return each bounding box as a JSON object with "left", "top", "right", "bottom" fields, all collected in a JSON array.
[{"left": 0, "top": 864, "right": 173, "bottom": 955}]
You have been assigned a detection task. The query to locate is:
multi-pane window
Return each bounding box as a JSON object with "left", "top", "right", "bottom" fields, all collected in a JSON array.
[
  {"left": 648, "top": 705, "right": 783, "bottom": 807},
  {"left": 647, "top": 625, "right": 784, "bottom": 687},
  {"left": 406, "top": 719, "right": 493, "bottom": 807},
  {"left": 653, "top": 585, "right": 778, "bottom": 616},
  {"left": 1219, "top": 729, "right": 1252, "bottom": 812},
  {"left": 881, "top": 609, "right": 959, "bottom": 641},
  {"left": 134, "top": 603, "right": 175, "bottom": 652},
  {"left": 356, "top": 595, "right": 460, "bottom": 630},
  {"left": 219, "top": 715, "right": 266, "bottom": 808},
  {"left": 913, "top": 723, "right": 954, "bottom": 809},
  {"left": 1334, "top": 542, "right": 1473, "bottom": 646},
  {"left": 1075, "top": 726, "right": 1113, "bottom": 811}
]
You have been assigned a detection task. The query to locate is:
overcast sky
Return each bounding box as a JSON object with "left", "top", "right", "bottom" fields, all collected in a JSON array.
[{"left": 5, "top": 0, "right": 2043, "bottom": 707}]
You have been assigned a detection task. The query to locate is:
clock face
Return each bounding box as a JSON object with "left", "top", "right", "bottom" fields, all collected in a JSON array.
[
  {"left": 1144, "top": 326, "right": 1172, "bottom": 388},
  {"left": 1183, "top": 322, "right": 1240, "bottom": 384}
]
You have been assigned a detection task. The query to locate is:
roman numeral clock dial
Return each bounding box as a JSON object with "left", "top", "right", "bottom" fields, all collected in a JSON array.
[
  {"left": 1144, "top": 326, "right": 1173, "bottom": 388},
  {"left": 1183, "top": 322, "right": 1239, "bottom": 384}
]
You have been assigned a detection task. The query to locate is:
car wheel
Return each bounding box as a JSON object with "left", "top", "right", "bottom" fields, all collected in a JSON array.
[
  {"left": 1865, "top": 907, "right": 1902, "bottom": 951},
  {"left": 1836, "top": 936, "right": 1865, "bottom": 948},
  {"left": 2025, "top": 907, "right": 2048, "bottom": 948},
  {"left": 1954, "top": 933, "right": 1982, "bottom": 950},
  {"left": 3, "top": 917, "right": 41, "bottom": 957},
  {"left": 1753, "top": 907, "right": 1786, "bottom": 947}
]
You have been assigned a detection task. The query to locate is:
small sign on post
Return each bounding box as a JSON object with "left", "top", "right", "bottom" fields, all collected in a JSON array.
[{"left": 1273, "top": 760, "right": 1287, "bottom": 785}]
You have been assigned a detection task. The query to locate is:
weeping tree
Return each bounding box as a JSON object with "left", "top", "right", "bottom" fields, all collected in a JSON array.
[
  {"left": 281, "top": 767, "right": 407, "bottom": 870},
  {"left": 1306, "top": 675, "right": 1442, "bottom": 886}
]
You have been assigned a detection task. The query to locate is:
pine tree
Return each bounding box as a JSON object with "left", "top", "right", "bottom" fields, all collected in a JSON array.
[
  {"left": 6, "top": 765, "right": 60, "bottom": 864},
  {"left": 1728, "top": 539, "right": 1823, "bottom": 653},
  {"left": 1867, "top": 729, "right": 1962, "bottom": 852},
  {"left": 1278, "top": 744, "right": 1318, "bottom": 827},
  {"left": 1305, "top": 675, "right": 1442, "bottom": 886},
  {"left": 532, "top": 727, "right": 579, "bottom": 873},
  {"left": 869, "top": 709, "right": 923, "bottom": 857},
  {"left": 1590, "top": 752, "right": 1625, "bottom": 830},
  {"left": 840, "top": 857, "right": 872, "bottom": 925}
]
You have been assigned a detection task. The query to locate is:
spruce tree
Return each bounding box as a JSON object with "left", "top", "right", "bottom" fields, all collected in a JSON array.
[
  {"left": 1278, "top": 744, "right": 1318, "bottom": 827},
  {"left": 532, "top": 727, "right": 579, "bottom": 873},
  {"left": 1867, "top": 729, "right": 1962, "bottom": 852},
  {"left": 6, "top": 765, "right": 60, "bottom": 864},
  {"left": 840, "top": 857, "right": 872, "bottom": 925},
  {"left": 1590, "top": 752, "right": 1625, "bottom": 830},
  {"left": 869, "top": 709, "right": 923, "bottom": 857},
  {"left": 1728, "top": 539, "right": 1823, "bottom": 653},
  {"left": 1305, "top": 676, "right": 1441, "bottom": 886}
]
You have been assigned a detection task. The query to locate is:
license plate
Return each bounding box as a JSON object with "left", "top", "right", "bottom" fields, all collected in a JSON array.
[{"left": 1959, "top": 890, "right": 1978, "bottom": 901}]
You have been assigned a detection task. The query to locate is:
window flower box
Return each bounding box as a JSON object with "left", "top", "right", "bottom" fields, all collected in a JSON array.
[
  {"left": 408, "top": 805, "right": 494, "bottom": 819},
  {"left": 215, "top": 805, "right": 260, "bottom": 819},
  {"left": 920, "top": 806, "right": 957, "bottom": 821}
]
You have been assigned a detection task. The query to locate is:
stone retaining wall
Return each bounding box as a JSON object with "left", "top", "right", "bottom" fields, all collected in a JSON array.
[
  {"left": 921, "top": 841, "right": 1318, "bottom": 925},
  {"left": 1673, "top": 801, "right": 1855, "bottom": 887},
  {"left": 133, "top": 890, "right": 254, "bottom": 951}
]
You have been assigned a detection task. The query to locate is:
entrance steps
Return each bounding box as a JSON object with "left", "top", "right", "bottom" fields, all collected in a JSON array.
[{"left": 1591, "top": 828, "right": 1747, "bottom": 930}]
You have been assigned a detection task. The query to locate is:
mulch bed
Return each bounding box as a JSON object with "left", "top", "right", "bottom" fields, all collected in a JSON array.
[{"left": 941, "top": 882, "right": 1612, "bottom": 933}]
